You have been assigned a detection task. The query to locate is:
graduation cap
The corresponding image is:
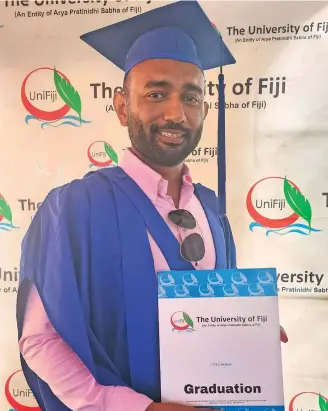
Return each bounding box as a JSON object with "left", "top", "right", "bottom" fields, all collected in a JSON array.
[{"left": 80, "top": 1, "right": 236, "bottom": 214}]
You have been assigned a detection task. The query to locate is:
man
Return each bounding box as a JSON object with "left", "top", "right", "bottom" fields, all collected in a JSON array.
[{"left": 16, "top": 2, "right": 287, "bottom": 411}]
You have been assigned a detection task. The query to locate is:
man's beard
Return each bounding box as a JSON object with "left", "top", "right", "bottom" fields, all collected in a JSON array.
[{"left": 126, "top": 111, "right": 203, "bottom": 167}]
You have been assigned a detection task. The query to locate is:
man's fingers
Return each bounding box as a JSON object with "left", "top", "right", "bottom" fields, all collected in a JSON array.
[{"left": 280, "top": 325, "right": 288, "bottom": 343}]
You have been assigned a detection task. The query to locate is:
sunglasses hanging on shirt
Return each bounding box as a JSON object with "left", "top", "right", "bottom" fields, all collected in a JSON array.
[{"left": 168, "top": 209, "right": 205, "bottom": 266}]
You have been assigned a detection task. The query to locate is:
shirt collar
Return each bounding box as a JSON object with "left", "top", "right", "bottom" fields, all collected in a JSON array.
[{"left": 119, "top": 148, "right": 194, "bottom": 202}]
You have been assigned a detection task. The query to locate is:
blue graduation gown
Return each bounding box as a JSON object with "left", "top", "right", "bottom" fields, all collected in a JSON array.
[{"left": 16, "top": 166, "right": 236, "bottom": 410}]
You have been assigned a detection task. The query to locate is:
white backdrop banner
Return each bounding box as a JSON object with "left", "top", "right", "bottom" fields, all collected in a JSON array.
[{"left": 1, "top": 1, "right": 328, "bottom": 411}]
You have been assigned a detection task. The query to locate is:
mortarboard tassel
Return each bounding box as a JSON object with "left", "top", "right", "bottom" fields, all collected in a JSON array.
[
  {"left": 218, "top": 67, "right": 233, "bottom": 268},
  {"left": 218, "top": 67, "right": 226, "bottom": 216}
]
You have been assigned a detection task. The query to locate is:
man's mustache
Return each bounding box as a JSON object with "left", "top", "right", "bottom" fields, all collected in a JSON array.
[{"left": 150, "top": 122, "right": 192, "bottom": 136}]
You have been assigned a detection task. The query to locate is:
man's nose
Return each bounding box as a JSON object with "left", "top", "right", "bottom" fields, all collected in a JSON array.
[{"left": 163, "top": 97, "right": 187, "bottom": 123}]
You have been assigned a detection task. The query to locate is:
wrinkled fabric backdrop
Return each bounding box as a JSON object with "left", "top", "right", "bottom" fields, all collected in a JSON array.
[{"left": 0, "top": 1, "right": 327, "bottom": 410}]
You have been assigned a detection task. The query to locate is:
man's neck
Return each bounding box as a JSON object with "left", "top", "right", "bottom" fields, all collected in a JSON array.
[{"left": 130, "top": 148, "right": 184, "bottom": 208}]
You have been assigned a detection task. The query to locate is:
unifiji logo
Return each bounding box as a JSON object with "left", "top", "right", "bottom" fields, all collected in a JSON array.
[
  {"left": 289, "top": 391, "right": 327, "bottom": 411},
  {"left": 5, "top": 370, "right": 41, "bottom": 411},
  {"left": 21, "top": 67, "right": 91, "bottom": 129},
  {"left": 0, "top": 194, "right": 18, "bottom": 232},
  {"left": 87, "top": 141, "right": 119, "bottom": 169},
  {"left": 170, "top": 311, "right": 195, "bottom": 333},
  {"left": 246, "top": 176, "right": 321, "bottom": 236}
]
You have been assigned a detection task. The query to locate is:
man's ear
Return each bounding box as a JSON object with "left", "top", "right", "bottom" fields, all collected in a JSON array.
[
  {"left": 113, "top": 91, "right": 128, "bottom": 127},
  {"left": 203, "top": 101, "right": 209, "bottom": 121}
]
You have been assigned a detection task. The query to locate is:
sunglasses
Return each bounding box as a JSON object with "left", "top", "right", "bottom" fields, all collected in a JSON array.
[{"left": 168, "top": 209, "right": 205, "bottom": 266}]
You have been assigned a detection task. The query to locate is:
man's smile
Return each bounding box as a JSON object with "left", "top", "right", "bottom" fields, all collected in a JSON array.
[{"left": 156, "top": 130, "right": 185, "bottom": 145}]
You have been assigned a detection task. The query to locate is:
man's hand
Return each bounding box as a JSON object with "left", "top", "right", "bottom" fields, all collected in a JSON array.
[
  {"left": 146, "top": 402, "right": 213, "bottom": 410},
  {"left": 280, "top": 325, "right": 288, "bottom": 343}
]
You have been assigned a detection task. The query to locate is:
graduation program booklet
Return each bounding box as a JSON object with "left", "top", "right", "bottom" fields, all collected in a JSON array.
[{"left": 157, "top": 268, "right": 285, "bottom": 411}]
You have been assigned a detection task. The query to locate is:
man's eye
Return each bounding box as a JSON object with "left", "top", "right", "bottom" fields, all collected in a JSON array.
[
  {"left": 148, "top": 92, "right": 164, "bottom": 99},
  {"left": 185, "top": 95, "right": 200, "bottom": 104}
]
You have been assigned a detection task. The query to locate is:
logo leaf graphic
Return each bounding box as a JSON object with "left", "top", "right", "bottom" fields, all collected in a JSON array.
[
  {"left": 283, "top": 177, "right": 312, "bottom": 232},
  {"left": 54, "top": 67, "right": 82, "bottom": 122},
  {"left": 183, "top": 312, "right": 194, "bottom": 329},
  {"left": 104, "top": 143, "right": 118, "bottom": 164},
  {"left": 0, "top": 196, "right": 12, "bottom": 224},
  {"left": 319, "top": 395, "right": 328, "bottom": 411}
]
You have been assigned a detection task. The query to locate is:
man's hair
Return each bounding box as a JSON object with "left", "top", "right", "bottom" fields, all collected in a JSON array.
[{"left": 123, "top": 73, "right": 131, "bottom": 97}]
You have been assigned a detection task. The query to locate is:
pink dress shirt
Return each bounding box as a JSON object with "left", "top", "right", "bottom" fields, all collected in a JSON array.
[{"left": 19, "top": 149, "right": 216, "bottom": 411}]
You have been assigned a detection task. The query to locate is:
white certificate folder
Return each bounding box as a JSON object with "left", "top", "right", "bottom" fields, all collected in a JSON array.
[{"left": 158, "top": 268, "right": 285, "bottom": 411}]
